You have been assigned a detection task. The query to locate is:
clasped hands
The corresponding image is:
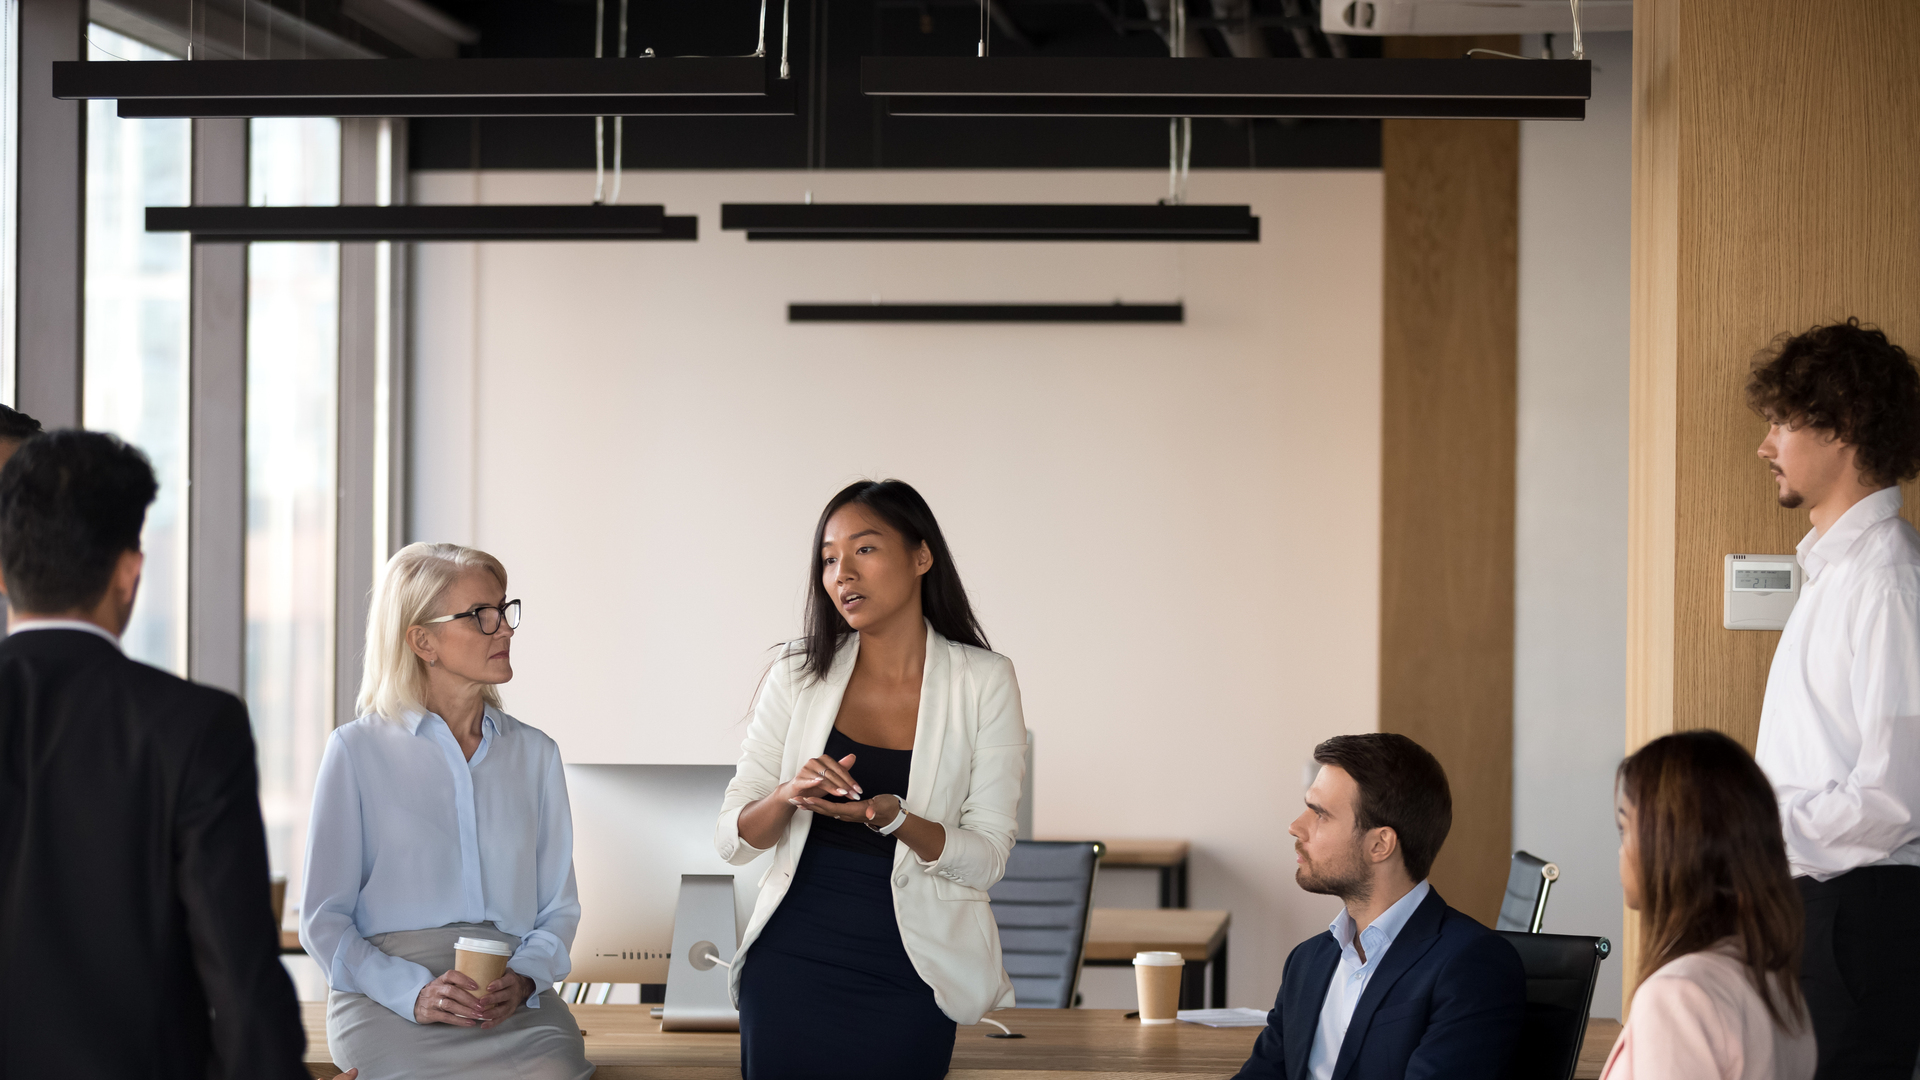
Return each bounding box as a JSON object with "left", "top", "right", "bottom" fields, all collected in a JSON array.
[
  {"left": 414, "top": 968, "right": 536, "bottom": 1028},
  {"left": 783, "top": 753, "right": 904, "bottom": 830}
]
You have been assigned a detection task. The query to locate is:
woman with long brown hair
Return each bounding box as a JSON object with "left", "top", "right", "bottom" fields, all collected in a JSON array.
[
  {"left": 1601, "top": 730, "right": 1815, "bottom": 1080},
  {"left": 713, "top": 479, "right": 1026, "bottom": 1080}
]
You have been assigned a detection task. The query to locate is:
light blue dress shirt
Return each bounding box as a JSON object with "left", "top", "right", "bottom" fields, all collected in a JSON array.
[
  {"left": 299, "top": 706, "right": 581, "bottom": 1022},
  {"left": 1306, "top": 880, "right": 1432, "bottom": 1080}
]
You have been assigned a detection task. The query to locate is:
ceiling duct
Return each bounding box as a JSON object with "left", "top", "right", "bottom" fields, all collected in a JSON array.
[
  {"left": 1324, "top": 0, "right": 1631, "bottom": 36},
  {"left": 339, "top": 0, "right": 479, "bottom": 60},
  {"left": 89, "top": 0, "right": 393, "bottom": 60}
]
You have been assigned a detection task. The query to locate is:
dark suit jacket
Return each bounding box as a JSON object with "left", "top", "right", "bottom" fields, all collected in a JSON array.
[
  {"left": 1233, "top": 887, "right": 1525, "bottom": 1080},
  {"left": 0, "top": 628, "right": 306, "bottom": 1079}
]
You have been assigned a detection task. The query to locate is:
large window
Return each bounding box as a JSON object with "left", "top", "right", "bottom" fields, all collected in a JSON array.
[
  {"left": 0, "top": 0, "right": 19, "bottom": 400},
  {"left": 80, "top": 26, "right": 190, "bottom": 673},
  {"left": 247, "top": 117, "right": 340, "bottom": 884}
]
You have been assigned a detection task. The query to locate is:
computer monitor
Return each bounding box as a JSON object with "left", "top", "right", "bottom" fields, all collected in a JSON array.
[{"left": 564, "top": 763, "right": 767, "bottom": 986}]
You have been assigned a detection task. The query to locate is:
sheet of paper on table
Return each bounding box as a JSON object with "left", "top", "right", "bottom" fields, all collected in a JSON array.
[{"left": 1176, "top": 1008, "right": 1269, "bottom": 1028}]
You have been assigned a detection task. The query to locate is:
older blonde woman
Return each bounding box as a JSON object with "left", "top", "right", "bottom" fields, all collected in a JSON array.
[{"left": 300, "top": 543, "right": 589, "bottom": 1080}]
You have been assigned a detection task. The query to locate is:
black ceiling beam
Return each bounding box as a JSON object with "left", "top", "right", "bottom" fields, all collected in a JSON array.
[
  {"left": 721, "top": 203, "right": 1259, "bottom": 242},
  {"left": 884, "top": 94, "right": 1582, "bottom": 119},
  {"left": 790, "top": 302, "right": 1184, "bottom": 322},
  {"left": 861, "top": 56, "right": 1590, "bottom": 100},
  {"left": 117, "top": 80, "right": 798, "bottom": 118},
  {"left": 145, "top": 205, "right": 699, "bottom": 242},
  {"left": 53, "top": 57, "right": 767, "bottom": 101}
]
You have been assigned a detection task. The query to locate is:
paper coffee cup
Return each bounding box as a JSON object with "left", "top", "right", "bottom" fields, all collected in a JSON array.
[
  {"left": 1133, "top": 950, "right": 1185, "bottom": 1024},
  {"left": 454, "top": 936, "right": 513, "bottom": 996}
]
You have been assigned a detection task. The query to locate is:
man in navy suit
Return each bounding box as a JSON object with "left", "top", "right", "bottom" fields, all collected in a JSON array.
[{"left": 1233, "top": 733, "right": 1525, "bottom": 1080}]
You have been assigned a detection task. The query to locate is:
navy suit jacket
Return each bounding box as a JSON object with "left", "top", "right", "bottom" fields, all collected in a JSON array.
[{"left": 1232, "top": 888, "right": 1525, "bottom": 1080}]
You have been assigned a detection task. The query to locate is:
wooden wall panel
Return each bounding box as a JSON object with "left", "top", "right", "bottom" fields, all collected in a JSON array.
[
  {"left": 1627, "top": 0, "right": 1920, "bottom": 1009},
  {"left": 1379, "top": 35, "right": 1519, "bottom": 927}
]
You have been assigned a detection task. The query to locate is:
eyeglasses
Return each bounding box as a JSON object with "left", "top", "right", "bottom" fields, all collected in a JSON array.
[{"left": 422, "top": 599, "right": 522, "bottom": 636}]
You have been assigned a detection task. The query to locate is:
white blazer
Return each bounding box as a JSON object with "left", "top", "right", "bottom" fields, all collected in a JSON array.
[{"left": 714, "top": 623, "right": 1027, "bottom": 1024}]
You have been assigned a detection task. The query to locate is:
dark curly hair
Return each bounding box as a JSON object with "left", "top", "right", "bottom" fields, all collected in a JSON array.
[{"left": 1745, "top": 318, "right": 1920, "bottom": 488}]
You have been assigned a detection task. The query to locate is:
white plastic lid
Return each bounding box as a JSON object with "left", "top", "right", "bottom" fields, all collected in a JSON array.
[
  {"left": 454, "top": 937, "right": 513, "bottom": 956},
  {"left": 1133, "top": 950, "right": 1185, "bottom": 966}
]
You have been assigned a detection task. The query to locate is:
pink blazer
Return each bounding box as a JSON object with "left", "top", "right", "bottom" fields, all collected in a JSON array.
[{"left": 1601, "top": 943, "right": 1816, "bottom": 1080}]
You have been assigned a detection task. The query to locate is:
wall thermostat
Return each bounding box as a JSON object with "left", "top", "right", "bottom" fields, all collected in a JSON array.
[{"left": 1724, "top": 554, "right": 1800, "bottom": 630}]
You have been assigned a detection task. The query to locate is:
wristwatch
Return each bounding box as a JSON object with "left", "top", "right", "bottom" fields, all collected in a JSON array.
[{"left": 867, "top": 798, "right": 909, "bottom": 835}]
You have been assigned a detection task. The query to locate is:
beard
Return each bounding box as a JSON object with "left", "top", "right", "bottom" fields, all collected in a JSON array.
[
  {"left": 1771, "top": 469, "right": 1804, "bottom": 509},
  {"left": 1295, "top": 836, "right": 1372, "bottom": 904}
]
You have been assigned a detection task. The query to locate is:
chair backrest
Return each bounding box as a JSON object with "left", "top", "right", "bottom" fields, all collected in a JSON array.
[
  {"left": 988, "top": 840, "right": 1100, "bottom": 1009},
  {"left": 1496, "top": 850, "right": 1560, "bottom": 933},
  {"left": 1497, "top": 931, "right": 1611, "bottom": 1080}
]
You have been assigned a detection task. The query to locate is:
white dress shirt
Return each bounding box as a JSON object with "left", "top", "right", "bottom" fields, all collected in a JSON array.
[
  {"left": 1307, "top": 880, "right": 1432, "bottom": 1080},
  {"left": 300, "top": 706, "right": 581, "bottom": 1022},
  {"left": 6, "top": 619, "right": 121, "bottom": 649},
  {"left": 1754, "top": 485, "right": 1920, "bottom": 880}
]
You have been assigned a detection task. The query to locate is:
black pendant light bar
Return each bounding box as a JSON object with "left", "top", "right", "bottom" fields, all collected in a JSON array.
[
  {"left": 145, "top": 205, "right": 698, "bottom": 242},
  {"left": 883, "top": 94, "right": 1581, "bottom": 120},
  {"left": 862, "top": 57, "right": 1589, "bottom": 120},
  {"left": 790, "top": 302, "right": 1184, "bottom": 322},
  {"left": 115, "top": 79, "right": 799, "bottom": 118},
  {"left": 721, "top": 204, "right": 1259, "bottom": 242},
  {"left": 55, "top": 57, "right": 768, "bottom": 102}
]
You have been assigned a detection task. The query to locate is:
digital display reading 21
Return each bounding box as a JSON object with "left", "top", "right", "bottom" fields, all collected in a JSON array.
[{"left": 1735, "top": 569, "right": 1793, "bottom": 591}]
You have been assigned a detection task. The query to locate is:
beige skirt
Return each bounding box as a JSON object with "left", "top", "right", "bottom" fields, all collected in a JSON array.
[{"left": 326, "top": 922, "right": 593, "bottom": 1080}]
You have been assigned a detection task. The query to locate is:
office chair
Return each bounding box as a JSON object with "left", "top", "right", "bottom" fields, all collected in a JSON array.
[
  {"left": 1497, "top": 850, "right": 1561, "bottom": 933},
  {"left": 988, "top": 840, "right": 1101, "bottom": 1008},
  {"left": 1497, "top": 932, "right": 1611, "bottom": 1080}
]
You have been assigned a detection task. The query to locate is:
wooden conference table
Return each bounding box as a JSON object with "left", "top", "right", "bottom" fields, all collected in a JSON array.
[{"left": 300, "top": 1004, "right": 1621, "bottom": 1079}]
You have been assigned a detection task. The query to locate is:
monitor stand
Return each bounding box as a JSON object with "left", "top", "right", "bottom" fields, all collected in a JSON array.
[{"left": 660, "top": 873, "right": 741, "bottom": 1031}]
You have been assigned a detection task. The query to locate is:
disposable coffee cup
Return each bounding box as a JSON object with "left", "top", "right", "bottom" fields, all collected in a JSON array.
[
  {"left": 454, "top": 937, "right": 513, "bottom": 997},
  {"left": 1133, "top": 951, "right": 1185, "bottom": 1025}
]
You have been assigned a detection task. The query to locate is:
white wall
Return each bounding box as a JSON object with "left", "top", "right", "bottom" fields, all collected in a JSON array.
[
  {"left": 408, "top": 166, "right": 1383, "bottom": 1008},
  {"left": 1513, "top": 31, "right": 1633, "bottom": 1016}
]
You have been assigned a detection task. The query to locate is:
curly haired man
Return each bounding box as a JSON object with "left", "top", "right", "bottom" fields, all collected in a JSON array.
[{"left": 1748, "top": 318, "right": 1920, "bottom": 1080}]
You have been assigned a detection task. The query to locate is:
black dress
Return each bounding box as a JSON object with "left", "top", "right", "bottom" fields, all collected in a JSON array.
[{"left": 737, "top": 728, "right": 957, "bottom": 1080}]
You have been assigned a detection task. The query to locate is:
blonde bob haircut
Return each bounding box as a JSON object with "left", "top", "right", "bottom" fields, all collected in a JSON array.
[{"left": 357, "top": 542, "right": 509, "bottom": 722}]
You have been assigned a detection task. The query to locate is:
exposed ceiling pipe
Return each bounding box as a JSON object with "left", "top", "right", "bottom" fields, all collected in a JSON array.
[
  {"left": 1276, "top": 0, "right": 1319, "bottom": 57},
  {"left": 1209, "top": 0, "right": 1269, "bottom": 57},
  {"left": 990, "top": 6, "right": 1036, "bottom": 50},
  {"left": 1141, "top": 0, "right": 1209, "bottom": 58}
]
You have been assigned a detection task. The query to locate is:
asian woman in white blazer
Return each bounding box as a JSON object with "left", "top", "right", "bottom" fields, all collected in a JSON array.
[{"left": 714, "top": 479, "right": 1027, "bottom": 1080}]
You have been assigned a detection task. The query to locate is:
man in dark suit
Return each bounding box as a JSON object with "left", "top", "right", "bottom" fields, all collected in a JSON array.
[
  {"left": 1233, "top": 733, "right": 1525, "bottom": 1080},
  {"left": 0, "top": 431, "right": 336, "bottom": 1078}
]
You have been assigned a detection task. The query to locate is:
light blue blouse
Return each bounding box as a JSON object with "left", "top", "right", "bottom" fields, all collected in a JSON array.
[{"left": 299, "top": 706, "right": 580, "bottom": 1022}]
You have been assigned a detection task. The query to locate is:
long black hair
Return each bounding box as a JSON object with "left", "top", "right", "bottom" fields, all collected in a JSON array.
[{"left": 799, "top": 479, "right": 989, "bottom": 682}]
